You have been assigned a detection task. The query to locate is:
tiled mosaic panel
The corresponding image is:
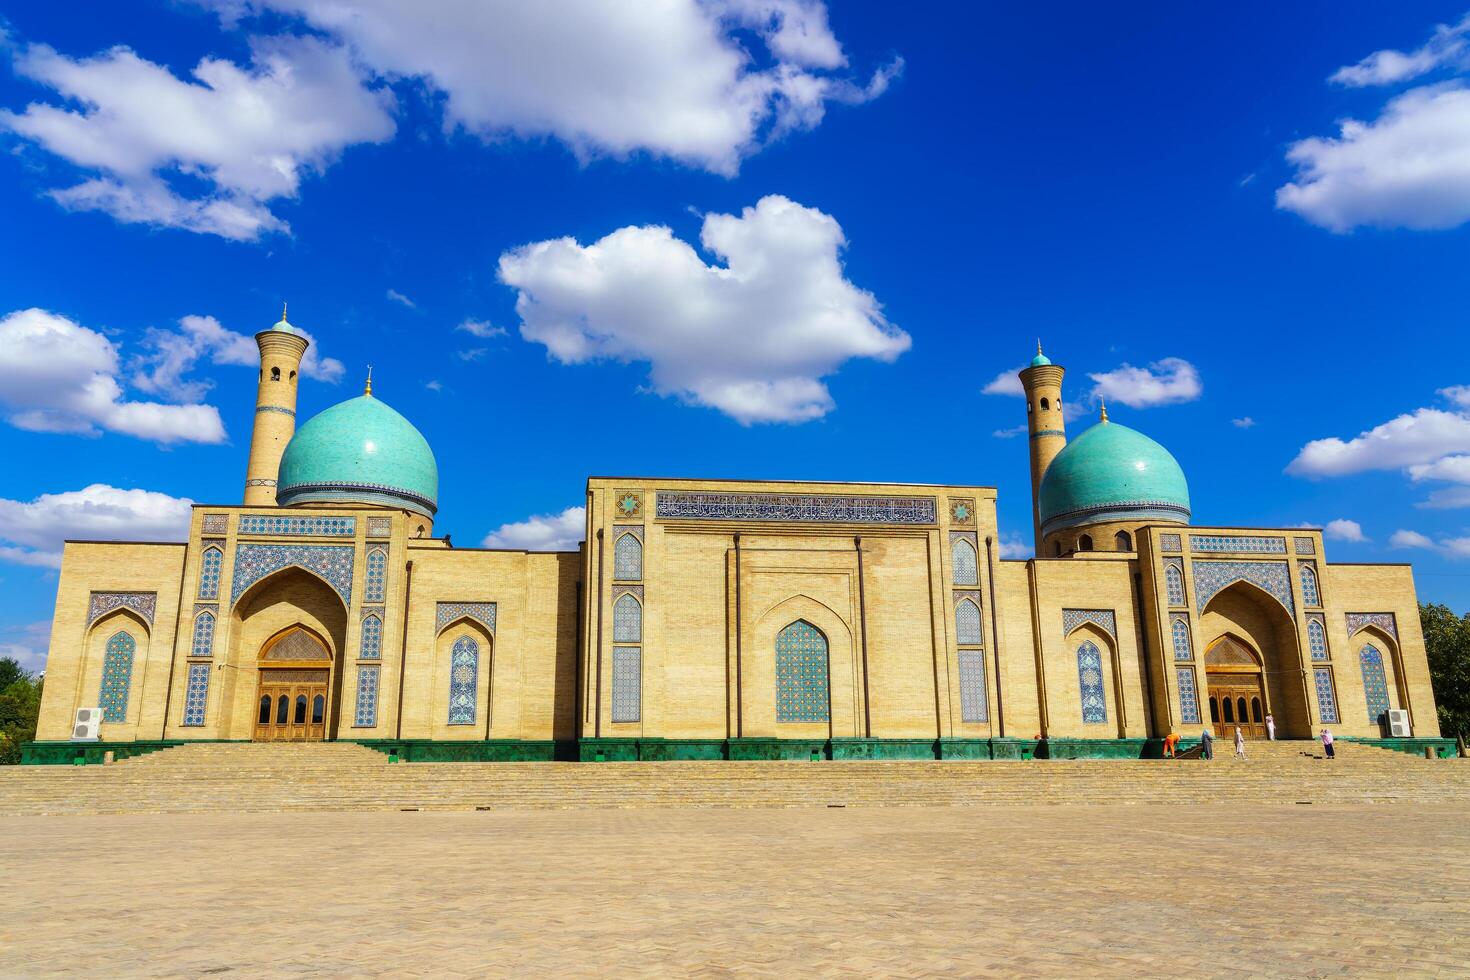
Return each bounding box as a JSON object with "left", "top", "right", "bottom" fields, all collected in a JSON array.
[
  {"left": 613, "top": 584, "right": 645, "bottom": 602},
  {"left": 364, "top": 548, "right": 387, "bottom": 603},
  {"left": 611, "top": 646, "right": 642, "bottom": 723},
  {"left": 238, "top": 515, "right": 356, "bottom": 536},
  {"left": 360, "top": 614, "right": 382, "bottom": 659},
  {"left": 614, "top": 531, "right": 643, "bottom": 581},
  {"left": 948, "top": 498, "right": 976, "bottom": 525},
  {"left": 951, "top": 536, "right": 978, "bottom": 586},
  {"left": 1062, "top": 608, "right": 1116, "bottom": 639},
  {"left": 1359, "top": 645, "right": 1391, "bottom": 724},
  {"left": 1294, "top": 537, "right": 1316, "bottom": 555},
  {"left": 198, "top": 547, "right": 223, "bottom": 600},
  {"left": 447, "top": 636, "right": 479, "bottom": 725},
  {"left": 657, "top": 490, "right": 937, "bottom": 525},
  {"left": 182, "top": 663, "right": 210, "bottom": 726},
  {"left": 776, "top": 620, "right": 829, "bottom": 723},
  {"left": 1307, "top": 616, "right": 1329, "bottom": 661},
  {"left": 435, "top": 602, "right": 496, "bottom": 634},
  {"left": 190, "top": 611, "right": 215, "bottom": 659},
  {"left": 1190, "top": 535, "right": 1286, "bottom": 554},
  {"left": 231, "top": 544, "right": 354, "bottom": 604},
  {"left": 88, "top": 591, "right": 156, "bottom": 625},
  {"left": 1192, "top": 561, "right": 1294, "bottom": 614},
  {"left": 1346, "top": 612, "right": 1397, "bottom": 639},
  {"left": 1076, "top": 641, "right": 1107, "bottom": 724},
  {"left": 614, "top": 491, "right": 643, "bottom": 520},
  {"left": 1176, "top": 666, "right": 1201, "bottom": 725},
  {"left": 1164, "top": 559, "right": 1185, "bottom": 606},
  {"left": 99, "top": 631, "right": 135, "bottom": 723},
  {"left": 955, "top": 598, "right": 983, "bottom": 646},
  {"left": 367, "top": 516, "right": 392, "bottom": 537},
  {"left": 1299, "top": 562, "right": 1320, "bottom": 607},
  {"left": 1171, "top": 614, "right": 1192, "bottom": 661},
  {"left": 1314, "top": 667, "right": 1339, "bottom": 724},
  {"left": 354, "top": 665, "right": 380, "bottom": 727},
  {"left": 958, "top": 649, "right": 988, "bottom": 723},
  {"left": 201, "top": 513, "right": 229, "bottom": 534},
  {"left": 613, "top": 593, "right": 642, "bottom": 643},
  {"left": 1159, "top": 532, "right": 1182, "bottom": 552}
]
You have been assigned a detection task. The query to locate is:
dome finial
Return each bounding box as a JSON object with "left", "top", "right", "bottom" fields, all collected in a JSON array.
[
  {"left": 1099, "top": 397, "right": 1109, "bottom": 423},
  {"left": 1037, "top": 337, "right": 1043, "bottom": 356},
  {"left": 364, "top": 364, "right": 373, "bottom": 397}
]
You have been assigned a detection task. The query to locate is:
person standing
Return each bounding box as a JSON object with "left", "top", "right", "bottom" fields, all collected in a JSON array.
[
  {"left": 1200, "top": 728, "right": 1213, "bottom": 760},
  {"left": 1234, "top": 726, "right": 1246, "bottom": 760},
  {"left": 1321, "top": 728, "right": 1335, "bottom": 760},
  {"left": 1265, "top": 714, "right": 1276, "bottom": 741}
]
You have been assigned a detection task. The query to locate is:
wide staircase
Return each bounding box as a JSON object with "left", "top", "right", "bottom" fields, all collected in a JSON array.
[{"left": 1, "top": 740, "right": 1464, "bottom": 816}]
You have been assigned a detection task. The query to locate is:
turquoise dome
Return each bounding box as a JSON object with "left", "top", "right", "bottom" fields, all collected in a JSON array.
[
  {"left": 277, "top": 394, "right": 438, "bottom": 518},
  {"left": 1038, "top": 420, "right": 1190, "bottom": 536},
  {"left": 1030, "top": 351, "right": 1052, "bottom": 367}
]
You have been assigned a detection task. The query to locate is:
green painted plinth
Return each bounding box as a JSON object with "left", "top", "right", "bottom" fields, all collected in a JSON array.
[
  {"left": 1339, "top": 736, "right": 1459, "bottom": 759},
  {"left": 19, "top": 740, "right": 244, "bottom": 765},
  {"left": 352, "top": 739, "right": 562, "bottom": 763},
  {"left": 831, "top": 738, "right": 937, "bottom": 760},
  {"left": 728, "top": 738, "right": 830, "bottom": 761}
]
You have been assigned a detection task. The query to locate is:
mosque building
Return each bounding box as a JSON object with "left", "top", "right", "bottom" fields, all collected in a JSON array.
[{"left": 27, "top": 314, "right": 1442, "bottom": 761}]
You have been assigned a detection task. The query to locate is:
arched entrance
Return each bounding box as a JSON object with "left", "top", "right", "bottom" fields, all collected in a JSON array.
[
  {"left": 1205, "top": 635, "right": 1267, "bottom": 739},
  {"left": 254, "top": 626, "right": 332, "bottom": 741}
]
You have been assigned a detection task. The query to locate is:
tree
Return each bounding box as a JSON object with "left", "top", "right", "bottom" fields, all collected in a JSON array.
[
  {"left": 0, "top": 657, "right": 42, "bottom": 765},
  {"left": 1421, "top": 603, "right": 1470, "bottom": 740}
]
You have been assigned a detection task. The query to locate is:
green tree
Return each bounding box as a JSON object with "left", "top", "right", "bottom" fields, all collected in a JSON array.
[
  {"left": 1421, "top": 603, "right": 1470, "bottom": 740},
  {"left": 0, "top": 657, "right": 42, "bottom": 765}
]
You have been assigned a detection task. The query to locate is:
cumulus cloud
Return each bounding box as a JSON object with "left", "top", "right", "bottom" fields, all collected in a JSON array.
[
  {"left": 1288, "top": 406, "right": 1470, "bottom": 477},
  {"left": 0, "top": 483, "right": 194, "bottom": 568},
  {"left": 0, "top": 35, "right": 395, "bottom": 240},
  {"left": 1087, "top": 357, "right": 1202, "bottom": 409},
  {"left": 1323, "top": 518, "right": 1369, "bottom": 542},
  {"left": 997, "top": 531, "right": 1031, "bottom": 560},
  {"left": 1390, "top": 528, "right": 1437, "bottom": 549},
  {"left": 1330, "top": 14, "right": 1470, "bottom": 88},
  {"left": 481, "top": 505, "right": 585, "bottom": 552},
  {"left": 201, "top": 0, "right": 895, "bottom": 176},
  {"left": 131, "top": 313, "right": 343, "bottom": 402},
  {"left": 0, "top": 308, "right": 226, "bottom": 444},
  {"left": 499, "top": 195, "right": 910, "bottom": 424},
  {"left": 456, "top": 318, "right": 506, "bottom": 339},
  {"left": 0, "top": 620, "right": 53, "bottom": 674},
  {"left": 981, "top": 367, "right": 1025, "bottom": 396}
]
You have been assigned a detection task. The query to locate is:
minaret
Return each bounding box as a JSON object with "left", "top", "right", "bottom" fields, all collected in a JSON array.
[
  {"left": 1018, "top": 341, "right": 1067, "bottom": 550},
  {"left": 243, "top": 305, "right": 310, "bottom": 506}
]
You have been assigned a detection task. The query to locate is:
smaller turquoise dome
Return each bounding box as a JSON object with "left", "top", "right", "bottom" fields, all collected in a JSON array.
[
  {"left": 1030, "top": 351, "right": 1052, "bottom": 367},
  {"left": 271, "top": 304, "right": 297, "bottom": 334},
  {"left": 1038, "top": 419, "right": 1190, "bottom": 536},
  {"left": 277, "top": 394, "right": 438, "bottom": 518}
]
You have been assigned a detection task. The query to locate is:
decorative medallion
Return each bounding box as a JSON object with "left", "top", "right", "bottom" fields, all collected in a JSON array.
[
  {"left": 615, "top": 491, "right": 643, "bottom": 520},
  {"left": 88, "top": 592, "right": 157, "bottom": 626},
  {"left": 948, "top": 498, "right": 975, "bottom": 525}
]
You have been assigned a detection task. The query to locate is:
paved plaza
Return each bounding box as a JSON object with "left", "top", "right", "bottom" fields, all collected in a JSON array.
[{"left": 1, "top": 802, "right": 1465, "bottom": 977}]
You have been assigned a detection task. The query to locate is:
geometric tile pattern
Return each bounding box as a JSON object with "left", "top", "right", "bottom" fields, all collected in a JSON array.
[
  {"left": 1076, "top": 640, "right": 1107, "bottom": 724},
  {"left": 951, "top": 535, "right": 978, "bottom": 586},
  {"left": 447, "top": 636, "right": 479, "bottom": 725},
  {"left": 1190, "top": 535, "right": 1287, "bottom": 554},
  {"left": 1359, "top": 644, "right": 1391, "bottom": 725},
  {"left": 1159, "top": 532, "right": 1182, "bottom": 552},
  {"left": 190, "top": 611, "right": 215, "bottom": 659},
  {"left": 198, "top": 546, "right": 223, "bottom": 600},
  {"left": 1307, "top": 615, "right": 1328, "bottom": 661},
  {"left": 200, "top": 513, "right": 229, "bottom": 534},
  {"left": 612, "top": 584, "right": 645, "bottom": 602},
  {"left": 613, "top": 594, "right": 642, "bottom": 643},
  {"left": 958, "top": 648, "right": 988, "bottom": 723},
  {"left": 1192, "top": 561, "right": 1294, "bottom": 614},
  {"left": 614, "top": 491, "right": 643, "bottom": 520},
  {"left": 1164, "top": 559, "right": 1185, "bottom": 606},
  {"left": 182, "top": 662, "right": 210, "bottom": 727},
  {"left": 435, "top": 602, "right": 496, "bottom": 635},
  {"left": 948, "top": 498, "right": 975, "bottom": 526},
  {"left": 1299, "top": 562, "right": 1320, "bottom": 607},
  {"left": 955, "top": 598, "right": 983, "bottom": 646},
  {"left": 238, "top": 515, "right": 356, "bottom": 536},
  {"left": 1170, "top": 614, "right": 1192, "bottom": 661},
  {"left": 614, "top": 531, "right": 642, "bottom": 581},
  {"left": 657, "top": 491, "right": 937, "bottom": 525},
  {"left": 354, "top": 665, "right": 380, "bottom": 727},
  {"left": 611, "top": 646, "right": 641, "bottom": 723},
  {"left": 1294, "top": 536, "right": 1316, "bottom": 555},
  {"left": 367, "top": 516, "right": 392, "bottom": 538},
  {"left": 359, "top": 614, "right": 382, "bottom": 660},
  {"left": 1313, "top": 666, "right": 1339, "bottom": 724},
  {"left": 231, "top": 544, "right": 354, "bottom": 605},
  {"left": 1176, "top": 666, "right": 1201, "bottom": 725},
  {"left": 364, "top": 547, "right": 387, "bottom": 603},
  {"left": 775, "top": 620, "right": 829, "bottom": 723},
  {"left": 99, "top": 631, "right": 135, "bottom": 723},
  {"left": 1063, "top": 608, "right": 1116, "bottom": 639},
  {"left": 1346, "top": 612, "right": 1397, "bottom": 640},
  {"left": 88, "top": 592, "right": 156, "bottom": 626}
]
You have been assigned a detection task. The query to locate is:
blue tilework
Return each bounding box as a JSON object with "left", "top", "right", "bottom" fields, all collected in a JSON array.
[
  {"left": 776, "top": 620, "right": 829, "bottom": 723},
  {"left": 613, "top": 594, "right": 642, "bottom": 643},
  {"left": 1159, "top": 532, "right": 1183, "bottom": 552},
  {"left": 1192, "top": 560, "right": 1294, "bottom": 614},
  {"left": 1294, "top": 537, "right": 1316, "bottom": 555},
  {"left": 367, "top": 516, "right": 393, "bottom": 537},
  {"left": 1308, "top": 616, "right": 1328, "bottom": 661},
  {"left": 99, "top": 632, "right": 135, "bottom": 723},
  {"left": 201, "top": 513, "right": 229, "bottom": 534},
  {"left": 1171, "top": 614, "right": 1192, "bottom": 661},
  {"left": 88, "top": 592, "right": 156, "bottom": 625},
  {"left": 614, "top": 531, "right": 642, "bottom": 581},
  {"left": 951, "top": 537, "right": 978, "bottom": 586},
  {"left": 1314, "top": 667, "right": 1339, "bottom": 724},
  {"left": 238, "top": 514, "right": 356, "bottom": 536},
  {"left": 435, "top": 602, "right": 496, "bottom": 635},
  {"left": 1346, "top": 612, "right": 1397, "bottom": 640},
  {"left": 360, "top": 614, "right": 382, "bottom": 659},
  {"left": 364, "top": 547, "right": 387, "bottom": 603},
  {"left": 1359, "top": 645, "right": 1391, "bottom": 724},
  {"left": 354, "top": 665, "right": 380, "bottom": 727},
  {"left": 958, "top": 649, "right": 988, "bottom": 723},
  {"left": 1165, "top": 560, "right": 1185, "bottom": 606},
  {"left": 183, "top": 663, "right": 210, "bottom": 726},
  {"left": 198, "top": 547, "right": 222, "bottom": 600},
  {"left": 1063, "top": 608, "right": 1116, "bottom": 639},
  {"left": 657, "top": 491, "right": 937, "bottom": 525},
  {"left": 231, "top": 544, "right": 354, "bottom": 605},
  {"left": 1076, "top": 640, "right": 1107, "bottom": 724},
  {"left": 955, "top": 598, "right": 983, "bottom": 646},
  {"left": 447, "top": 636, "right": 478, "bottom": 725},
  {"left": 611, "top": 647, "right": 641, "bottom": 722},
  {"left": 190, "top": 611, "right": 215, "bottom": 659},
  {"left": 1190, "top": 535, "right": 1286, "bottom": 554},
  {"left": 1299, "top": 562, "right": 1320, "bottom": 607},
  {"left": 1176, "top": 666, "right": 1201, "bottom": 724}
]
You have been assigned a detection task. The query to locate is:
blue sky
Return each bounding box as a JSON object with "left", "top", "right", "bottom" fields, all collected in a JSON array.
[{"left": 3, "top": 2, "right": 1470, "bottom": 669}]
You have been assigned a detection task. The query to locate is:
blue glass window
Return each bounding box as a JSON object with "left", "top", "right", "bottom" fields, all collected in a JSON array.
[
  {"left": 614, "top": 532, "right": 642, "bottom": 581},
  {"left": 355, "top": 665, "right": 380, "bottom": 727},
  {"left": 198, "top": 546, "right": 222, "bottom": 600},
  {"left": 613, "top": 594, "right": 642, "bottom": 643},
  {"left": 1300, "top": 564, "right": 1320, "bottom": 607},
  {"left": 364, "top": 548, "right": 387, "bottom": 603},
  {"left": 360, "top": 614, "right": 382, "bottom": 659},
  {"left": 1077, "top": 640, "right": 1107, "bottom": 724},
  {"left": 1359, "top": 644, "right": 1390, "bottom": 724},
  {"left": 191, "top": 611, "right": 215, "bottom": 659},
  {"left": 1308, "top": 619, "right": 1328, "bottom": 661},
  {"left": 612, "top": 647, "right": 641, "bottom": 723},
  {"left": 952, "top": 538, "right": 978, "bottom": 586},
  {"left": 1314, "top": 667, "right": 1339, "bottom": 724},
  {"left": 1176, "top": 666, "right": 1200, "bottom": 724},
  {"left": 1171, "top": 616, "right": 1192, "bottom": 661},
  {"left": 99, "top": 631, "right": 135, "bottom": 723},
  {"left": 776, "top": 620, "right": 829, "bottom": 723},
  {"left": 955, "top": 599, "right": 982, "bottom": 646},
  {"left": 1165, "top": 564, "right": 1185, "bottom": 606},
  {"left": 447, "top": 636, "right": 479, "bottom": 725},
  {"left": 182, "top": 662, "right": 210, "bottom": 726},
  {"left": 958, "top": 649, "right": 988, "bottom": 723}
]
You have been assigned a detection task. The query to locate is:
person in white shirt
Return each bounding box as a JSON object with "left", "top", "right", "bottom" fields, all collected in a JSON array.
[
  {"left": 1265, "top": 714, "right": 1276, "bottom": 740},
  {"left": 1234, "top": 726, "right": 1246, "bottom": 759}
]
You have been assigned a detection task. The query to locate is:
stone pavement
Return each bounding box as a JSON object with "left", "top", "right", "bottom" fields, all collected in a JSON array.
[{"left": 0, "top": 803, "right": 1464, "bottom": 977}]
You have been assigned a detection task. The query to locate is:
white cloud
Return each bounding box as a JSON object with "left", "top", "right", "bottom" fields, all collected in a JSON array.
[
  {"left": 1419, "top": 486, "right": 1470, "bottom": 509},
  {"left": 997, "top": 532, "right": 1031, "bottom": 559},
  {"left": 0, "top": 483, "right": 194, "bottom": 568},
  {"left": 386, "top": 289, "right": 416, "bottom": 309},
  {"left": 1408, "top": 454, "right": 1470, "bottom": 483},
  {"left": 131, "top": 313, "right": 343, "bottom": 402},
  {"left": 1390, "top": 528, "right": 1437, "bottom": 549},
  {"left": 1288, "top": 407, "right": 1470, "bottom": 477},
  {"left": 425, "top": 379, "right": 443, "bottom": 392},
  {"left": 500, "top": 194, "right": 910, "bottom": 424},
  {"left": 456, "top": 318, "right": 506, "bottom": 339},
  {"left": 0, "top": 621, "right": 53, "bottom": 675},
  {"left": 1232, "top": 416, "right": 1256, "bottom": 429},
  {"left": 1323, "top": 518, "right": 1368, "bottom": 542},
  {"left": 1330, "top": 14, "right": 1470, "bottom": 88},
  {"left": 982, "top": 367, "right": 1025, "bottom": 396},
  {"left": 204, "top": 0, "right": 895, "bottom": 176},
  {"left": 1087, "top": 357, "right": 1202, "bottom": 409},
  {"left": 0, "top": 308, "right": 226, "bottom": 444},
  {"left": 481, "top": 505, "right": 585, "bottom": 552},
  {"left": 991, "top": 423, "right": 1027, "bottom": 439},
  {"left": 456, "top": 348, "right": 487, "bottom": 362},
  {"left": 0, "top": 35, "right": 394, "bottom": 240},
  {"left": 1439, "top": 384, "right": 1470, "bottom": 409}
]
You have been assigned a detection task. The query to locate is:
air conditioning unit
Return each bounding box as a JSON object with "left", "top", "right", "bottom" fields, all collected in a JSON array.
[
  {"left": 1385, "top": 709, "right": 1411, "bottom": 737},
  {"left": 71, "top": 707, "right": 102, "bottom": 742}
]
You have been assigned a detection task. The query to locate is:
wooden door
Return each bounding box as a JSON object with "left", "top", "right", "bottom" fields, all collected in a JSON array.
[
  {"left": 254, "top": 669, "right": 329, "bottom": 741},
  {"left": 1207, "top": 675, "right": 1267, "bottom": 739}
]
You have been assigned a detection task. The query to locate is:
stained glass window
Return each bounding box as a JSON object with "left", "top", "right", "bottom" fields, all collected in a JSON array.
[
  {"left": 1176, "top": 666, "right": 1200, "bottom": 724},
  {"left": 99, "top": 631, "right": 135, "bottom": 723},
  {"left": 1314, "top": 667, "right": 1339, "bottom": 724},
  {"left": 614, "top": 532, "right": 642, "bottom": 581},
  {"left": 1300, "top": 563, "right": 1320, "bottom": 607},
  {"left": 191, "top": 611, "right": 215, "bottom": 659},
  {"left": 355, "top": 665, "right": 380, "bottom": 727},
  {"left": 613, "top": 594, "right": 642, "bottom": 643},
  {"left": 1077, "top": 640, "right": 1107, "bottom": 724},
  {"left": 360, "top": 614, "right": 382, "bottom": 659},
  {"left": 1171, "top": 616, "right": 1192, "bottom": 661},
  {"left": 612, "top": 647, "right": 641, "bottom": 723},
  {"left": 776, "top": 620, "right": 829, "bottom": 723},
  {"left": 958, "top": 649, "right": 988, "bottom": 723},
  {"left": 1359, "top": 644, "right": 1390, "bottom": 724},
  {"left": 1308, "top": 618, "right": 1328, "bottom": 661},
  {"left": 951, "top": 538, "right": 978, "bottom": 586},
  {"left": 182, "top": 662, "right": 210, "bottom": 726},
  {"left": 447, "top": 636, "right": 478, "bottom": 725},
  {"left": 198, "top": 546, "right": 222, "bottom": 600},
  {"left": 955, "top": 599, "right": 983, "bottom": 646},
  {"left": 1165, "top": 564, "right": 1185, "bottom": 606},
  {"left": 364, "top": 548, "right": 387, "bottom": 603}
]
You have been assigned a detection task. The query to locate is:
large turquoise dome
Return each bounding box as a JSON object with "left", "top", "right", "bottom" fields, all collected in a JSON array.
[
  {"left": 277, "top": 394, "right": 438, "bottom": 518},
  {"left": 1038, "top": 419, "right": 1190, "bottom": 536}
]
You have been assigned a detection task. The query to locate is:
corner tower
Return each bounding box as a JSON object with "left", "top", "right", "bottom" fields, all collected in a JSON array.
[
  {"left": 243, "top": 306, "right": 309, "bottom": 505},
  {"left": 1019, "top": 342, "right": 1067, "bottom": 548}
]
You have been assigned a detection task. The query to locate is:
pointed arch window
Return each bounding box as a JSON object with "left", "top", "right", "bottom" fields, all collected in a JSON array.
[
  {"left": 360, "top": 614, "right": 382, "bottom": 660},
  {"left": 613, "top": 594, "right": 642, "bottom": 643},
  {"left": 611, "top": 647, "right": 641, "bottom": 723},
  {"left": 364, "top": 547, "right": 387, "bottom": 603},
  {"left": 1171, "top": 616, "right": 1192, "bottom": 661},
  {"left": 1165, "top": 563, "right": 1185, "bottom": 606},
  {"left": 1307, "top": 619, "right": 1328, "bottom": 661},
  {"left": 1176, "top": 667, "right": 1201, "bottom": 724},
  {"left": 955, "top": 599, "right": 983, "bottom": 646},
  {"left": 191, "top": 610, "right": 215, "bottom": 659},
  {"left": 775, "top": 620, "right": 829, "bottom": 723},
  {"left": 447, "top": 635, "right": 479, "bottom": 725},
  {"left": 1314, "top": 667, "right": 1339, "bottom": 724},
  {"left": 1114, "top": 530, "right": 1132, "bottom": 551},
  {"left": 99, "top": 631, "right": 135, "bottom": 723},
  {"left": 1076, "top": 640, "right": 1107, "bottom": 724},
  {"left": 1299, "top": 563, "right": 1320, "bottom": 607},
  {"left": 951, "top": 538, "right": 978, "bottom": 586},
  {"left": 354, "top": 665, "right": 381, "bottom": 727},
  {"left": 1078, "top": 534, "right": 1093, "bottom": 552},
  {"left": 198, "top": 546, "right": 223, "bottom": 600},
  {"left": 614, "top": 532, "right": 642, "bottom": 581},
  {"left": 182, "top": 662, "right": 210, "bottom": 727},
  {"left": 1359, "top": 644, "right": 1390, "bottom": 724}
]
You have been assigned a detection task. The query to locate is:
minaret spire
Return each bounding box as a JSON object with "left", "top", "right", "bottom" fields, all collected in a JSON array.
[
  {"left": 1100, "top": 397, "right": 1109, "bottom": 423},
  {"left": 1018, "top": 342, "right": 1067, "bottom": 552},
  {"left": 243, "top": 307, "right": 310, "bottom": 505},
  {"left": 364, "top": 364, "right": 374, "bottom": 397}
]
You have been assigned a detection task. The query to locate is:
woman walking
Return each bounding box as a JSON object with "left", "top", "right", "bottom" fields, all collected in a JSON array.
[
  {"left": 1233, "top": 726, "right": 1246, "bottom": 760},
  {"left": 1321, "top": 728, "right": 1335, "bottom": 760}
]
